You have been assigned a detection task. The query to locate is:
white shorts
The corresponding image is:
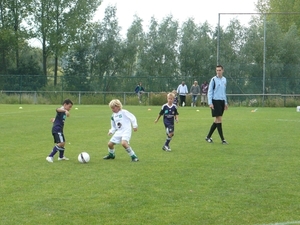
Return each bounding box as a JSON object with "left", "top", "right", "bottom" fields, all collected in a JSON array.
[{"left": 109, "top": 131, "right": 131, "bottom": 144}]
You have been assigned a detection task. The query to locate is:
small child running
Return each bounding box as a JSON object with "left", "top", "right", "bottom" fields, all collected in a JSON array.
[
  {"left": 154, "top": 92, "right": 179, "bottom": 151},
  {"left": 103, "top": 99, "right": 139, "bottom": 162}
]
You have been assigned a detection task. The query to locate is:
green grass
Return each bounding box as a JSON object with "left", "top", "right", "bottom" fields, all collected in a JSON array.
[{"left": 1, "top": 104, "right": 300, "bottom": 225}]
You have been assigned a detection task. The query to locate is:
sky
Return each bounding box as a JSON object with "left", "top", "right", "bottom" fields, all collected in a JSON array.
[{"left": 94, "top": 0, "right": 258, "bottom": 36}]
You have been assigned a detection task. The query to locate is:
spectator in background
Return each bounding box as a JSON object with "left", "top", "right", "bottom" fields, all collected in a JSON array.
[
  {"left": 201, "top": 81, "right": 209, "bottom": 106},
  {"left": 190, "top": 81, "right": 200, "bottom": 107},
  {"left": 177, "top": 81, "right": 188, "bottom": 107},
  {"left": 135, "top": 82, "right": 145, "bottom": 103}
]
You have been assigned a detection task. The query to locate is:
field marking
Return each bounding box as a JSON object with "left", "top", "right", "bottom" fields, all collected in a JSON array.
[{"left": 256, "top": 221, "right": 300, "bottom": 225}]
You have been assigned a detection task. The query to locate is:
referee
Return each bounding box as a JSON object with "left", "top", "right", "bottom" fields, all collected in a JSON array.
[{"left": 205, "top": 65, "right": 228, "bottom": 144}]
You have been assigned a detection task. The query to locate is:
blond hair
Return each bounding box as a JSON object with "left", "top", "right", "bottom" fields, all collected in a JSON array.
[
  {"left": 167, "top": 92, "right": 175, "bottom": 99},
  {"left": 109, "top": 99, "right": 123, "bottom": 109}
]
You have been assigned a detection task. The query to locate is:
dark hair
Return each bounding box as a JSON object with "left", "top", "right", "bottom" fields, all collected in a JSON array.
[
  {"left": 216, "top": 65, "right": 223, "bottom": 69},
  {"left": 63, "top": 99, "right": 73, "bottom": 105}
]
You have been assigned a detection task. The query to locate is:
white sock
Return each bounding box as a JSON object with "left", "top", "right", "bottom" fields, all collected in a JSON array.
[
  {"left": 125, "top": 147, "right": 135, "bottom": 157},
  {"left": 108, "top": 148, "right": 115, "bottom": 154}
]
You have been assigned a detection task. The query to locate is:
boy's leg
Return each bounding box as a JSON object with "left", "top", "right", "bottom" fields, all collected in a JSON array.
[
  {"left": 103, "top": 141, "right": 116, "bottom": 159},
  {"left": 121, "top": 138, "right": 139, "bottom": 162}
]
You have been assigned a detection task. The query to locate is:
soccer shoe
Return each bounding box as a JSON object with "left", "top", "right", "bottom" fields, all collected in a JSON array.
[
  {"left": 131, "top": 155, "right": 139, "bottom": 162},
  {"left": 103, "top": 154, "right": 115, "bottom": 160},
  {"left": 46, "top": 156, "right": 53, "bottom": 163},
  {"left": 222, "top": 140, "right": 228, "bottom": 145},
  {"left": 162, "top": 145, "right": 171, "bottom": 151},
  {"left": 58, "top": 156, "right": 69, "bottom": 161},
  {"left": 205, "top": 137, "right": 213, "bottom": 143}
]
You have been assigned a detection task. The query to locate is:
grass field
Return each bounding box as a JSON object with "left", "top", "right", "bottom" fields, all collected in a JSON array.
[{"left": 1, "top": 104, "right": 300, "bottom": 225}]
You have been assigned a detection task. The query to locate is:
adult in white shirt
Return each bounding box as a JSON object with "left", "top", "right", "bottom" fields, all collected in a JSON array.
[{"left": 177, "top": 81, "right": 188, "bottom": 107}]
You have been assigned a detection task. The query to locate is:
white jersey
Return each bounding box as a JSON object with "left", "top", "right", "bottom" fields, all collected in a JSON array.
[{"left": 109, "top": 109, "right": 138, "bottom": 135}]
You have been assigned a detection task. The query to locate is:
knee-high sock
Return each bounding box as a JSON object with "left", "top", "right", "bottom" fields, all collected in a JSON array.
[
  {"left": 165, "top": 136, "right": 172, "bottom": 146},
  {"left": 49, "top": 145, "right": 58, "bottom": 157},
  {"left": 108, "top": 148, "right": 115, "bottom": 155},
  {"left": 207, "top": 123, "right": 217, "bottom": 138},
  {"left": 125, "top": 147, "right": 136, "bottom": 157},
  {"left": 57, "top": 146, "right": 65, "bottom": 158},
  {"left": 216, "top": 123, "right": 225, "bottom": 140}
]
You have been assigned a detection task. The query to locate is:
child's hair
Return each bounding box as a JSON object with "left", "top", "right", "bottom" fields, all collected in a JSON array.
[
  {"left": 167, "top": 92, "right": 175, "bottom": 99},
  {"left": 63, "top": 99, "right": 73, "bottom": 105},
  {"left": 109, "top": 99, "right": 123, "bottom": 109},
  {"left": 172, "top": 89, "right": 177, "bottom": 94}
]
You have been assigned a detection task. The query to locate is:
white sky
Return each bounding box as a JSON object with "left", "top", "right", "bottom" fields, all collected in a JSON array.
[{"left": 94, "top": 0, "right": 258, "bottom": 36}]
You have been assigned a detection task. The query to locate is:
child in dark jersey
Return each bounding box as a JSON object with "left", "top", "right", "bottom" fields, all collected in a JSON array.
[
  {"left": 46, "top": 99, "right": 73, "bottom": 163},
  {"left": 154, "top": 93, "right": 179, "bottom": 151}
]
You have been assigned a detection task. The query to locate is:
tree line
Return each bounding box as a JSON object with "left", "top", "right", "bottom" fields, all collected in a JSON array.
[{"left": 1, "top": 0, "right": 300, "bottom": 94}]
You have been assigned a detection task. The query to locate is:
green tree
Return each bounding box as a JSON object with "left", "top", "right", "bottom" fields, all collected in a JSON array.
[
  {"left": 179, "top": 19, "right": 215, "bottom": 83},
  {"left": 140, "top": 16, "right": 180, "bottom": 91},
  {"left": 0, "top": 0, "right": 31, "bottom": 73},
  {"left": 89, "top": 5, "right": 122, "bottom": 91},
  {"left": 29, "top": 0, "right": 102, "bottom": 85},
  {"left": 122, "top": 15, "right": 145, "bottom": 77},
  {"left": 256, "top": 0, "right": 300, "bottom": 33}
]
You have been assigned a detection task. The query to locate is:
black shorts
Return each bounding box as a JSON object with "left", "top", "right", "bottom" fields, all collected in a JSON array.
[
  {"left": 165, "top": 125, "right": 175, "bottom": 135},
  {"left": 211, "top": 99, "right": 225, "bottom": 117},
  {"left": 52, "top": 132, "right": 65, "bottom": 144}
]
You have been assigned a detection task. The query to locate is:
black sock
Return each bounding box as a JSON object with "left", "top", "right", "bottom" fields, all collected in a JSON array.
[
  {"left": 207, "top": 123, "right": 217, "bottom": 138},
  {"left": 216, "top": 123, "right": 225, "bottom": 140}
]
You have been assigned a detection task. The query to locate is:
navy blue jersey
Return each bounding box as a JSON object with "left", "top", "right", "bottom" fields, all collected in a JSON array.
[
  {"left": 52, "top": 107, "right": 67, "bottom": 133},
  {"left": 173, "top": 96, "right": 178, "bottom": 106},
  {"left": 159, "top": 103, "right": 179, "bottom": 127}
]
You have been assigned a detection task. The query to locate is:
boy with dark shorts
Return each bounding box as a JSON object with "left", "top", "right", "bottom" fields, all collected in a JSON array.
[
  {"left": 46, "top": 99, "right": 73, "bottom": 163},
  {"left": 155, "top": 93, "right": 179, "bottom": 151}
]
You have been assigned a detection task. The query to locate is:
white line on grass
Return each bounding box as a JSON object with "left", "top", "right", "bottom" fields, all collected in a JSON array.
[{"left": 256, "top": 221, "right": 300, "bottom": 225}]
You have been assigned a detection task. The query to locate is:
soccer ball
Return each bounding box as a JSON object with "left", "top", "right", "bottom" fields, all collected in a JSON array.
[{"left": 78, "top": 152, "right": 90, "bottom": 163}]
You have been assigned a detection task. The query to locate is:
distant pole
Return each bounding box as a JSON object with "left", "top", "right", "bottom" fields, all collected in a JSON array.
[
  {"left": 217, "top": 13, "right": 220, "bottom": 65},
  {"left": 263, "top": 13, "right": 266, "bottom": 107}
]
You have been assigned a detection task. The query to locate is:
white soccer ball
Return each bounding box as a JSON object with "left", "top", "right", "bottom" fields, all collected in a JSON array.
[{"left": 78, "top": 152, "right": 90, "bottom": 163}]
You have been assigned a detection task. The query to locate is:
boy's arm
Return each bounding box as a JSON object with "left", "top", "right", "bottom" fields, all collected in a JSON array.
[
  {"left": 108, "top": 117, "right": 117, "bottom": 135},
  {"left": 57, "top": 106, "right": 70, "bottom": 117},
  {"left": 154, "top": 114, "right": 161, "bottom": 123},
  {"left": 123, "top": 110, "right": 138, "bottom": 129}
]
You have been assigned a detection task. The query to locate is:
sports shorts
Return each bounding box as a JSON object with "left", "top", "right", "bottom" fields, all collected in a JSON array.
[
  {"left": 211, "top": 99, "right": 225, "bottom": 117},
  {"left": 53, "top": 132, "right": 65, "bottom": 143}
]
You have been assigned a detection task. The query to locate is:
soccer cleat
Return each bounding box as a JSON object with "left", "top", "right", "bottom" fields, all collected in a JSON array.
[
  {"left": 205, "top": 137, "right": 213, "bottom": 143},
  {"left": 131, "top": 155, "right": 139, "bottom": 162},
  {"left": 103, "top": 154, "right": 115, "bottom": 160},
  {"left": 58, "top": 156, "right": 69, "bottom": 161},
  {"left": 222, "top": 140, "right": 228, "bottom": 145},
  {"left": 162, "top": 145, "right": 171, "bottom": 151},
  {"left": 46, "top": 156, "right": 53, "bottom": 163}
]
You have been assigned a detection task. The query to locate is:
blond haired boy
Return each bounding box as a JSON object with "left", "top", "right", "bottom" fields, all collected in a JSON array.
[{"left": 103, "top": 99, "right": 139, "bottom": 162}]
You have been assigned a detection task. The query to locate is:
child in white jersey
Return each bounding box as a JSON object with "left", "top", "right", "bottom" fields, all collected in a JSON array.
[{"left": 103, "top": 99, "right": 139, "bottom": 162}]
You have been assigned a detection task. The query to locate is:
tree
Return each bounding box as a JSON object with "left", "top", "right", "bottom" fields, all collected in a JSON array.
[
  {"left": 179, "top": 19, "right": 215, "bottom": 82},
  {"left": 256, "top": 0, "right": 300, "bottom": 33},
  {"left": 89, "top": 5, "right": 122, "bottom": 92},
  {"left": 0, "top": 0, "right": 31, "bottom": 73},
  {"left": 140, "top": 16, "right": 180, "bottom": 91},
  {"left": 29, "top": 0, "right": 102, "bottom": 85},
  {"left": 122, "top": 15, "right": 145, "bottom": 77}
]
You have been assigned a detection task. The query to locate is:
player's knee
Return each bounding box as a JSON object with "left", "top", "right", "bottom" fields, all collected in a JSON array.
[
  {"left": 57, "top": 142, "right": 65, "bottom": 148},
  {"left": 121, "top": 140, "right": 128, "bottom": 148},
  {"left": 108, "top": 142, "right": 114, "bottom": 148}
]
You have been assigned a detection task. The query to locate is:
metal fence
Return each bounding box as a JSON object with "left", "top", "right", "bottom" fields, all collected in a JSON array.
[{"left": 1, "top": 90, "right": 300, "bottom": 107}]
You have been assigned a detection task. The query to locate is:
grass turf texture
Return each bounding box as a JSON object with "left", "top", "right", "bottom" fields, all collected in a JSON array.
[{"left": 1, "top": 104, "right": 300, "bottom": 225}]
